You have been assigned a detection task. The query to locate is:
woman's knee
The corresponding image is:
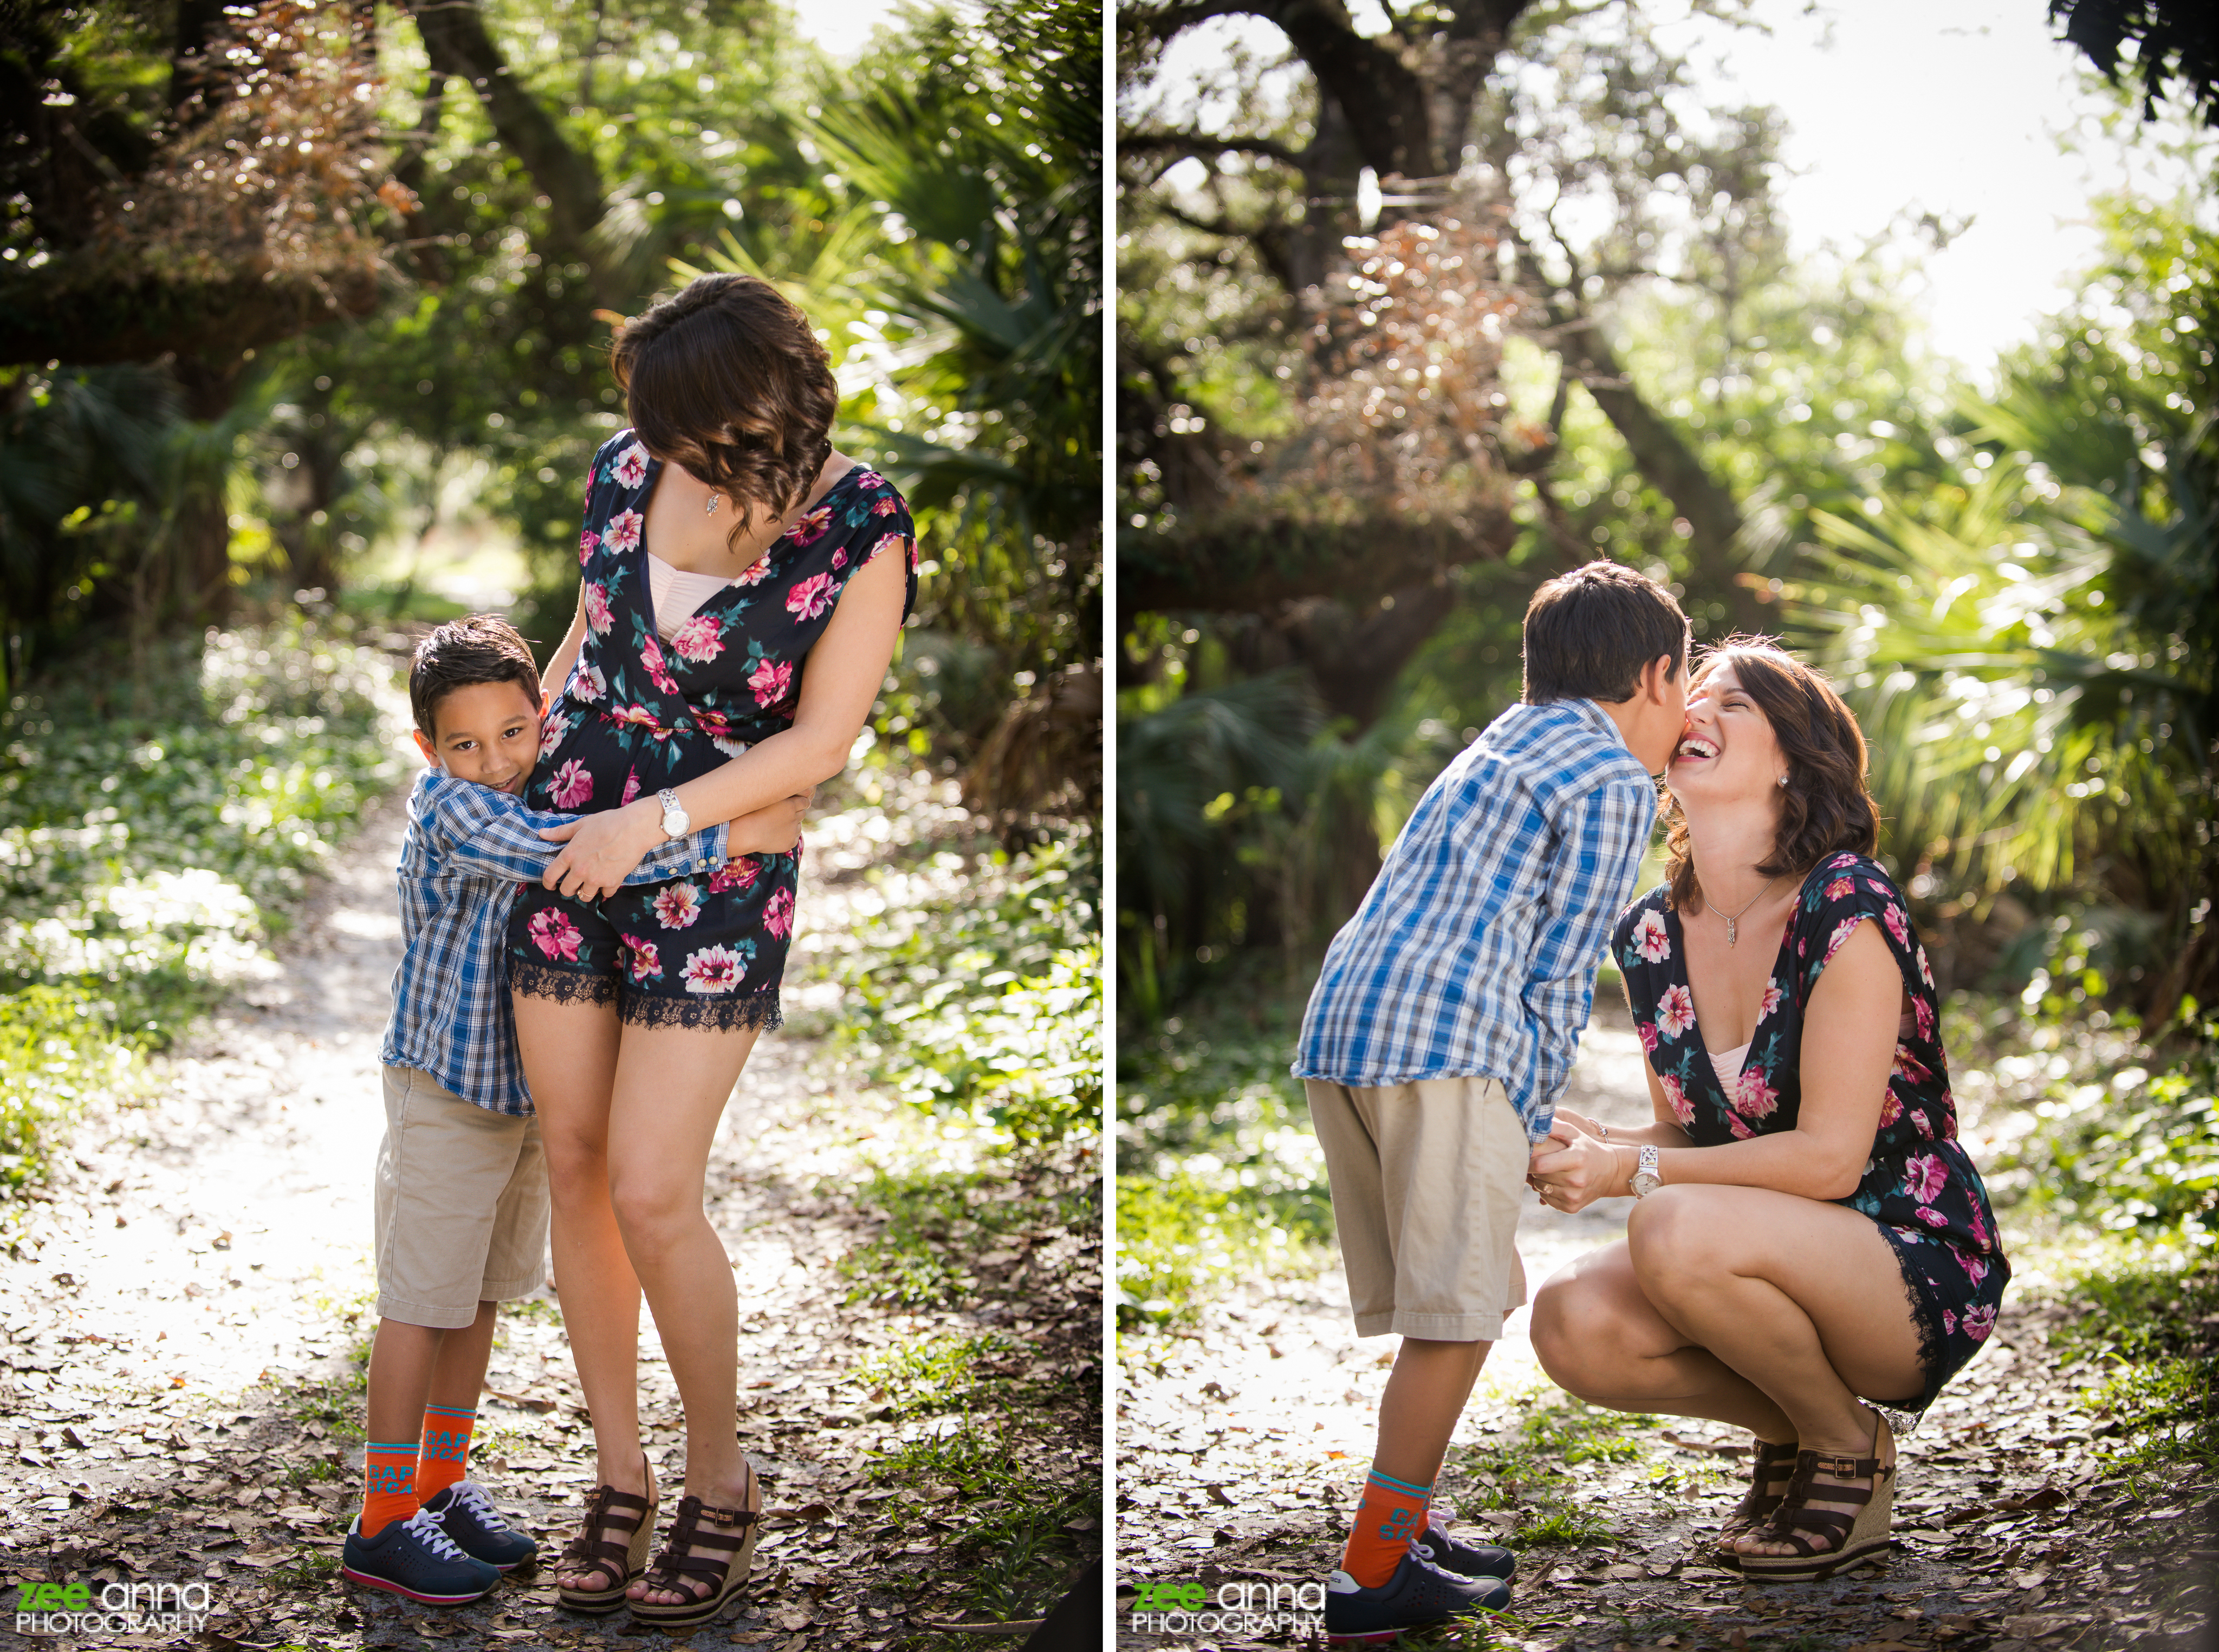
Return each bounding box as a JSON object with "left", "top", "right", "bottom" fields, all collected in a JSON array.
[
  {"left": 607, "top": 1172, "right": 705, "bottom": 1256},
  {"left": 1530, "top": 1274, "right": 1632, "bottom": 1399},
  {"left": 1625, "top": 1184, "right": 1725, "bottom": 1289}
]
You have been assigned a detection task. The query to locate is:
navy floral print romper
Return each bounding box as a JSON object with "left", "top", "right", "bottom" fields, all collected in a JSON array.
[
  {"left": 507, "top": 430, "right": 918, "bottom": 1032},
  {"left": 1611, "top": 853, "right": 2010, "bottom": 1413}
]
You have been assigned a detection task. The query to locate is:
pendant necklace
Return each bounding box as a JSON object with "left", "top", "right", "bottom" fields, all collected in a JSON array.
[{"left": 1712, "top": 874, "right": 1780, "bottom": 947}]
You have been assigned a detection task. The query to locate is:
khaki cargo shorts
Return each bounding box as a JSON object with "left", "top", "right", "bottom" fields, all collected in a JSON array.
[
  {"left": 1303, "top": 1075, "right": 1529, "bottom": 1341},
  {"left": 374, "top": 1064, "right": 549, "bottom": 1330}
]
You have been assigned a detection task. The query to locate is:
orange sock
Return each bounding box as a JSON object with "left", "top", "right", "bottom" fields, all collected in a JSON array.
[
  {"left": 361, "top": 1440, "right": 419, "bottom": 1539},
  {"left": 1340, "top": 1468, "right": 1431, "bottom": 1588},
  {"left": 417, "top": 1403, "right": 477, "bottom": 1501}
]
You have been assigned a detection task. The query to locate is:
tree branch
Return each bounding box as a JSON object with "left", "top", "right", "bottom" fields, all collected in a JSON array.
[
  {"left": 394, "top": 0, "right": 607, "bottom": 272},
  {"left": 1122, "top": 128, "right": 1306, "bottom": 168},
  {"left": 0, "top": 267, "right": 384, "bottom": 369}
]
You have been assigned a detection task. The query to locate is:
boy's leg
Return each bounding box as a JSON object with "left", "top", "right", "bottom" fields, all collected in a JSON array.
[
  {"left": 364, "top": 1318, "right": 444, "bottom": 1538},
  {"left": 1307, "top": 1077, "right": 1529, "bottom": 1588},
  {"left": 417, "top": 1300, "right": 498, "bottom": 1501}
]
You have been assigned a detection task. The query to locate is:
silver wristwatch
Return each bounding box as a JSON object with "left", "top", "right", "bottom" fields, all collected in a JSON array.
[
  {"left": 657, "top": 788, "right": 690, "bottom": 840},
  {"left": 1630, "top": 1144, "right": 1662, "bottom": 1201}
]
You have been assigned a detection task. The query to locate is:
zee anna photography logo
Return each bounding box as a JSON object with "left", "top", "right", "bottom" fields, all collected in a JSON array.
[
  {"left": 1127, "top": 1576, "right": 1327, "bottom": 1637},
  {"left": 14, "top": 1577, "right": 215, "bottom": 1636}
]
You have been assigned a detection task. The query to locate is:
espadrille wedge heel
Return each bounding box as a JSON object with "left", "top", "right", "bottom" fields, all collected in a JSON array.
[{"left": 1738, "top": 1409, "right": 1896, "bottom": 1583}]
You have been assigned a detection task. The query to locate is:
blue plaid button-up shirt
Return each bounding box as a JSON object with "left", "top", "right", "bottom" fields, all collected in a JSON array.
[
  {"left": 1294, "top": 698, "right": 1658, "bottom": 1140},
  {"left": 379, "top": 770, "right": 731, "bottom": 1115}
]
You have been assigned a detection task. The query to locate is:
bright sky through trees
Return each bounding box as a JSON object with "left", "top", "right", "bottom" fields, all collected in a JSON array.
[
  {"left": 787, "top": 0, "right": 904, "bottom": 58},
  {"left": 1144, "top": 0, "right": 2209, "bottom": 379}
]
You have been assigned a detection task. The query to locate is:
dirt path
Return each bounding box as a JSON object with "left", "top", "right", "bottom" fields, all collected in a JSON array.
[
  {"left": 0, "top": 778, "right": 1100, "bottom": 1650},
  {"left": 1114, "top": 1013, "right": 2217, "bottom": 1652}
]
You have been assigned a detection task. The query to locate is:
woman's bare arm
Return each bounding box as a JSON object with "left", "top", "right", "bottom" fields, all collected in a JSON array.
[
  {"left": 540, "top": 584, "right": 590, "bottom": 711},
  {"left": 538, "top": 546, "right": 907, "bottom": 894},
  {"left": 1531, "top": 922, "right": 1901, "bottom": 1206}
]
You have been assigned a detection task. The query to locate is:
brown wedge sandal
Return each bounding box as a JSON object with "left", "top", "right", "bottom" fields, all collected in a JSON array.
[
  {"left": 1739, "top": 1409, "right": 1897, "bottom": 1583},
  {"left": 1712, "top": 1438, "right": 1801, "bottom": 1571},
  {"left": 628, "top": 1460, "right": 762, "bottom": 1630},
  {"left": 555, "top": 1456, "right": 658, "bottom": 1614}
]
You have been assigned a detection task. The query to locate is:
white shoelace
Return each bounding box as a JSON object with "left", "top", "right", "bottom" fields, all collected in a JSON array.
[
  {"left": 445, "top": 1480, "right": 502, "bottom": 1523},
  {"left": 401, "top": 1505, "right": 473, "bottom": 1562}
]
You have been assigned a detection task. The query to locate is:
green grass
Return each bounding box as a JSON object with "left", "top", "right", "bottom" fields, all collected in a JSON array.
[
  {"left": 1115, "top": 967, "right": 1334, "bottom": 1328},
  {"left": 1451, "top": 1391, "right": 1657, "bottom": 1547},
  {"left": 0, "top": 616, "right": 404, "bottom": 1198},
  {"left": 2048, "top": 1248, "right": 2219, "bottom": 1473},
  {"left": 280, "top": 1366, "right": 370, "bottom": 1445},
  {"left": 835, "top": 1165, "right": 1093, "bottom": 1309},
  {"left": 865, "top": 1419, "right": 1096, "bottom": 1619},
  {"left": 855, "top": 1332, "right": 1019, "bottom": 1419}
]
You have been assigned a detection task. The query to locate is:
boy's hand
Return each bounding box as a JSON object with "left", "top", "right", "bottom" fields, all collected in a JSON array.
[{"left": 728, "top": 788, "right": 816, "bottom": 855}]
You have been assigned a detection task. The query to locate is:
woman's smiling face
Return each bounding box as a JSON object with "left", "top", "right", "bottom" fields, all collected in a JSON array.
[{"left": 1668, "top": 661, "right": 1785, "bottom": 807}]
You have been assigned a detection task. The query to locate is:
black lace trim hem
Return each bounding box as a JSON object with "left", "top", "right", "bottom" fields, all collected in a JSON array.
[
  {"left": 1872, "top": 1222, "right": 1945, "bottom": 1433},
  {"left": 618, "top": 992, "right": 782, "bottom": 1034},
  {"left": 510, "top": 959, "right": 620, "bottom": 1008}
]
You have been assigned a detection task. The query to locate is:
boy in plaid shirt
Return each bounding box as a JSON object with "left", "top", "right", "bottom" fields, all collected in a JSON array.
[
  {"left": 343, "top": 615, "right": 806, "bottom": 1604},
  {"left": 1295, "top": 563, "right": 1689, "bottom": 1642}
]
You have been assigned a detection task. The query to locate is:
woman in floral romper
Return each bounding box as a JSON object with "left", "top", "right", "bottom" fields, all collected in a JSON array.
[
  {"left": 506, "top": 276, "right": 916, "bottom": 1627},
  {"left": 1525, "top": 642, "right": 2008, "bottom": 1584}
]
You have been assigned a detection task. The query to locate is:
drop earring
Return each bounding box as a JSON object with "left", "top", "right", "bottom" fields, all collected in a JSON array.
[{"left": 705, "top": 493, "right": 721, "bottom": 515}]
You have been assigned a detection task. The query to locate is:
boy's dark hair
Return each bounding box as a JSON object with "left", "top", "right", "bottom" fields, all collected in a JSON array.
[
  {"left": 611, "top": 272, "right": 838, "bottom": 548},
  {"left": 410, "top": 615, "right": 542, "bottom": 742},
  {"left": 1522, "top": 560, "right": 1690, "bottom": 704},
  {"left": 1663, "top": 640, "right": 1881, "bottom": 910}
]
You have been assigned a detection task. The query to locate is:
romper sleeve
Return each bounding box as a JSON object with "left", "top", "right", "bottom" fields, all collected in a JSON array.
[
  {"left": 847, "top": 477, "right": 920, "bottom": 623},
  {"left": 1792, "top": 853, "right": 1936, "bottom": 1016}
]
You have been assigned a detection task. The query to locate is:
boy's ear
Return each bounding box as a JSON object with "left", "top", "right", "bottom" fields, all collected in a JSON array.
[{"left": 412, "top": 729, "right": 439, "bottom": 768}]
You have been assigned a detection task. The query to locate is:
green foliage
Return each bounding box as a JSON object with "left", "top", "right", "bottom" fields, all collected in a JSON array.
[
  {"left": 692, "top": 0, "right": 1104, "bottom": 752},
  {"left": 1451, "top": 1393, "right": 1655, "bottom": 1547},
  {"left": 1114, "top": 973, "right": 1332, "bottom": 1326},
  {"left": 1800, "top": 196, "right": 2217, "bottom": 1016},
  {"left": 833, "top": 832, "right": 1100, "bottom": 1144},
  {"left": 836, "top": 1165, "right": 1093, "bottom": 1308},
  {"left": 0, "top": 618, "right": 403, "bottom": 1194},
  {"left": 2047, "top": 1251, "right": 2219, "bottom": 1473},
  {"left": 1986, "top": 1015, "right": 2219, "bottom": 1250},
  {"left": 855, "top": 1332, "right": 1019, "bottom": 1420},
  {"left": 865, "top": 1419, "right": 1097, "bottom": 1617}
]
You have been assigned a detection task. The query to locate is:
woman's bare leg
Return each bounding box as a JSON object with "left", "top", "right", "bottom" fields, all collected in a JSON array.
[
  {"left": 1622, "top": 1184, "right": 1925, "bottom": 1558},
  {"left": 599, "top": 1020, "right": 762, "bottom": 1605},
  {"left": 1531, "top": 1241, "right": 1797, "bottom": 1441},
  {"left": 512, "top": 991, "right": 643, "bottom": 1594}
]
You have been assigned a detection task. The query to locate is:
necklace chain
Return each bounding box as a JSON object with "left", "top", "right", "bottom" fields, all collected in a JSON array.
[{"left": 1707, "top": 874, "right": 1780, "bottom": 947}]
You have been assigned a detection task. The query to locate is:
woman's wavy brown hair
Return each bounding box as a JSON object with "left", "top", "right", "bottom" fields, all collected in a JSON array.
[
  {"left": 1663, "top": 638, "right": 1881, "bottom": 912},
  {"left": 609, "top": 273, "right": 838, "bottom": 548}
]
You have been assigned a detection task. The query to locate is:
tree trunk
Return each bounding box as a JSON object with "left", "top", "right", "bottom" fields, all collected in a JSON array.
[
  {"left": 397, "top": 0, "right": 617, "bottom": 303},
  {"left": 1558, "top": 317, "right": 1760, "bottom": 630}
]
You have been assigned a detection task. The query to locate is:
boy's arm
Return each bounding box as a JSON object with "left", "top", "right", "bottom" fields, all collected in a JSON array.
[
  {"left": 420, "top": 776, "right": 729, "bottom": 885},
  {"left": 1520, "top": 774, "right": 1657, "bottom": 1132}
]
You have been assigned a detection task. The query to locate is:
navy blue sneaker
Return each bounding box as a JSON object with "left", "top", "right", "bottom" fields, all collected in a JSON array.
[
  {"left": 1323, "top": 1551, "right": 1510, "bottom": 1644},
  {"left": 1411, "top": 1512, "right": 1516, "bottom": 1581},
  {"left": 341, "top": 1507, "right": 501, "bottom": 1604},
  {"left": 423, "top": 1480, "right": 539, "bottom": 1571}
]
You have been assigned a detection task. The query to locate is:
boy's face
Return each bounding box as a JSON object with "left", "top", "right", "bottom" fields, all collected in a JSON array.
[{"left": 413, "top": 680, "right": 543, "bottom": 796}]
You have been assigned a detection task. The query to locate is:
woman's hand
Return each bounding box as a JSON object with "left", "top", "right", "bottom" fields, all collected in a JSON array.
[
  {"left": 535, "top": 799, "right": 663, "bottom": 900},
  {"left": 1527, "top": 1129, "right": 1630, "bottom": 1214}
]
